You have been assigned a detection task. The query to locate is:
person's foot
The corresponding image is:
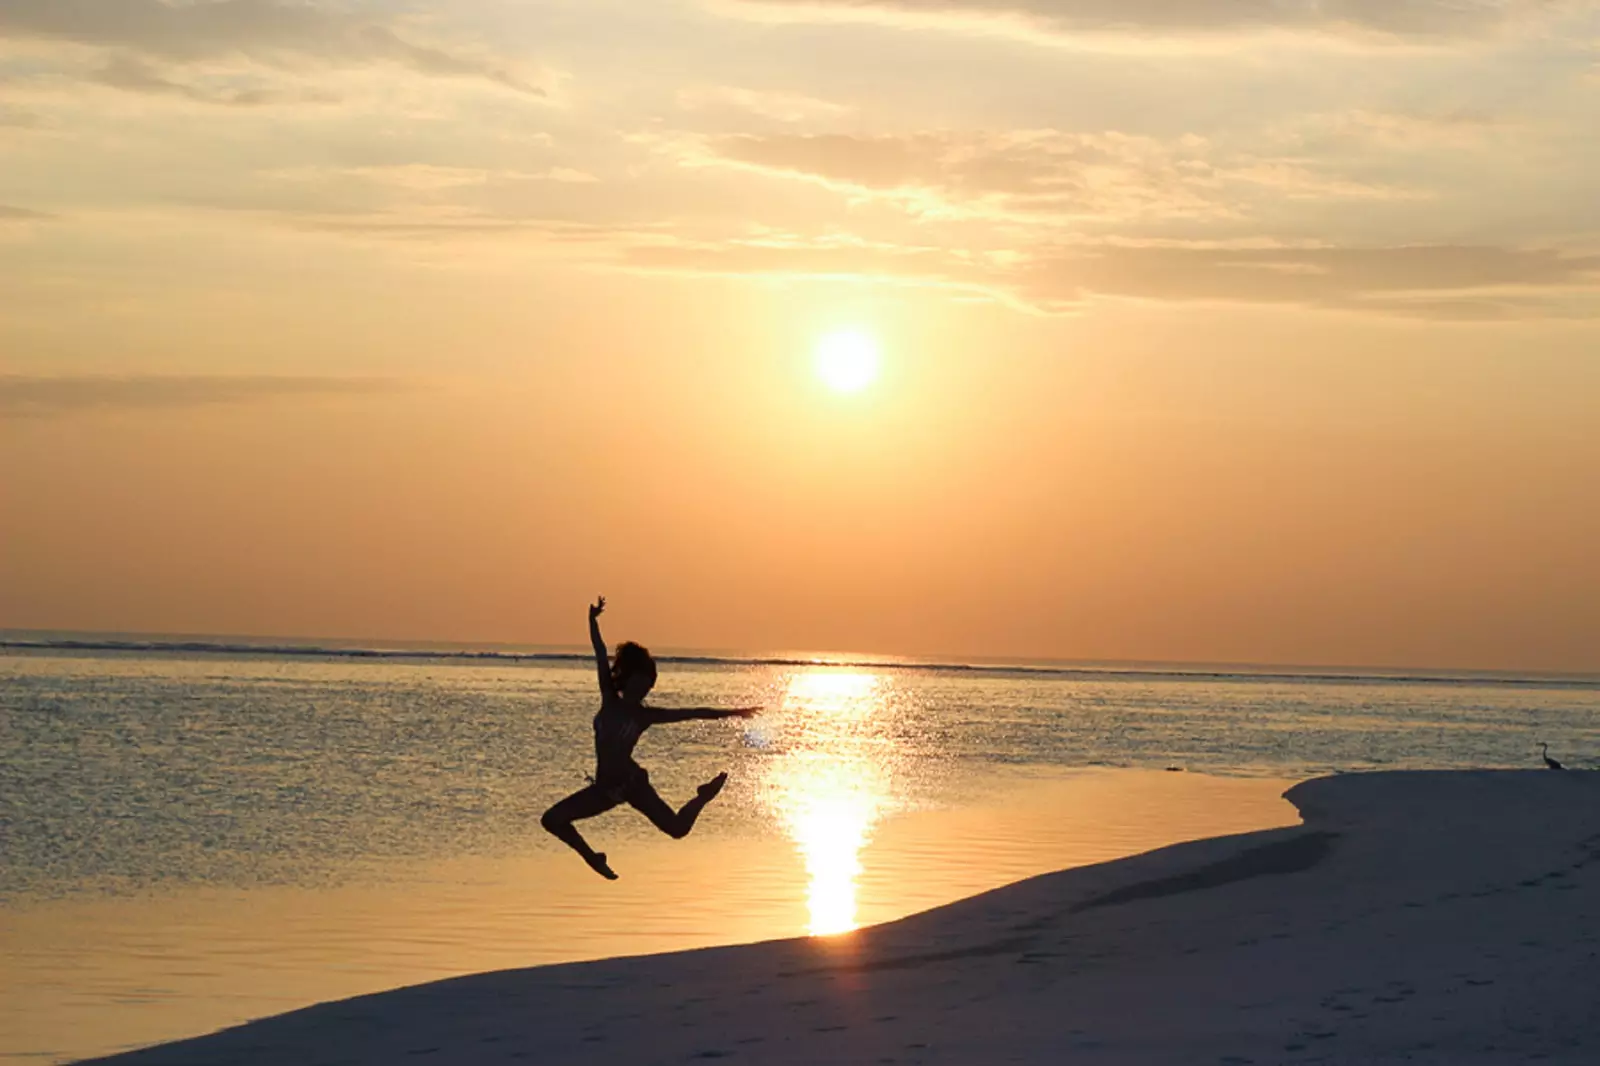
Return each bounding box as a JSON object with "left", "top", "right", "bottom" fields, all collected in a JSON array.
[
  {"left": 697, "top": 771, "right": 729, "bottom": 803},
  {"left": 584, "top": 852, "right": 619, "bottom": 880}
]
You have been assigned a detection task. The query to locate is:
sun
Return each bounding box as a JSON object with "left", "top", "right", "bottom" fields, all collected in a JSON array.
[{"left": 814, "top": 329, "right": 881, "bottom": 394}]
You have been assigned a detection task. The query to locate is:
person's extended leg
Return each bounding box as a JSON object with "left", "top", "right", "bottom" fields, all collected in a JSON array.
[
  {"left": 541, "top": 785, "right": 623, "bottom": 879},
  {"left": 627, "top": 769, "right": 729, "bottom": 840}
]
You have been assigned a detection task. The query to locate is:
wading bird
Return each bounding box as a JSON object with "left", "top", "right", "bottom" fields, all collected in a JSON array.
[{"left": 1540, "top": 742, "right": 1565, "bottom": 771}]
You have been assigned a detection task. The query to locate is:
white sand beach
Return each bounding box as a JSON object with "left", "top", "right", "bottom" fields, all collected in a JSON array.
[{"left": 79, "top": 770, "right": 1600, "bottom": 1065}]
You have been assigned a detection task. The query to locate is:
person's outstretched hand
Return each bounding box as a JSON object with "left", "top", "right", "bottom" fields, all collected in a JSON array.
[
  {"left": 589, "top": 596, "right": 606, "bottom": 620},
  {"left": 731, "top": 707, "right": 761, "bottom": 719}
]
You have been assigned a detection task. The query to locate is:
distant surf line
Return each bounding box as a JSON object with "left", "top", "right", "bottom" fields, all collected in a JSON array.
[{"left": 3, "top": 637, "right": 1597, "bottom": 692}]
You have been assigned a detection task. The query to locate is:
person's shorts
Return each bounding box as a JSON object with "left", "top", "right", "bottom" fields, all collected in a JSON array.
[{"left": 593, "top": 764, "right": 649, "bottom": 804}]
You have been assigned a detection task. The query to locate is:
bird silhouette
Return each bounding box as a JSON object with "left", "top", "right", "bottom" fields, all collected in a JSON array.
[{"left": 1540, "top": 742, "right": 1565, "bottom": 771}]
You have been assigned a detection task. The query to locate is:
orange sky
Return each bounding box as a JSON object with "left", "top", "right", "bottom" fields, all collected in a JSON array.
[{"left": 3, "top": 0, "right": 1599, "bottom": 671}]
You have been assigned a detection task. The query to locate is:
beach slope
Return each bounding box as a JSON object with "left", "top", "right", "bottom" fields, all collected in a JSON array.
[{"left": 81, "top": 770, "right": 1600, "bottom": 1065}]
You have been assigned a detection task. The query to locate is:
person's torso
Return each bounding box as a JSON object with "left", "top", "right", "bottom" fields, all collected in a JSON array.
[{"left": 592, "top": 701, "right": 648, "bottom": 781}]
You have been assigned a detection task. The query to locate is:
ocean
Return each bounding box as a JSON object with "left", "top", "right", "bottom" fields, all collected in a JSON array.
[{"left": 2, "top": 639, "right": 1596, "bottom": 1062}]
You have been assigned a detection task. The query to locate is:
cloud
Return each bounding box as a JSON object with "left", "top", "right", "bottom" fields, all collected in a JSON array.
[
  {"left": 0, "top": 204, "right": 51, "bottom": 220},
  {"left": 0, "top": 373, "right": 401, "bottom": 418},
  {"left": 620, "top": 235, "right": 1600, "bottom": 318},
  {"left": 0, "top": 0, "right": 540, "bottom": 94},
  {"left": 693, "top": 130, "right": 1417, "bottom": 222},
  {"left": 723, "top": 0, "right": 1574, "bottom": 43},
  {"left": 1273, "top": 109, "right": 1512, "bottom": 154},
  {"left": 274, "top": 213, "right": 624, "bottom": 249},
  {"left": 625, "top": 233, "right": 983, "bottom": 284},
  {"left": 90, "top": 52, "right": 339, "bottom": 106},
  {"left": 284, "top": 215, "right": 578, "bottom": 239},
  {"left": 0, "top": 103, "right": 40, "bottom": 127},
  {"left": 1020, "top": 243, "right": 1600, "bottom": 313},
  {"left": 676, "top": 85, "right": 855, "bottom": 123},
  {"left": 272, "top": 163, "right": 598, "bottom": 191},
  {"left": 214, "top": 164, "right": 608, "bottom": 241}
]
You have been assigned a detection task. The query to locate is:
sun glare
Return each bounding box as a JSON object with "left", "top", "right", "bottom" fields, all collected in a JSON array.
[
  {"left": 814, "top": 329, "right": 881, "bottom": 394},
  {"left": 766, "top": 670, "right": 894, "bottom": 936}
]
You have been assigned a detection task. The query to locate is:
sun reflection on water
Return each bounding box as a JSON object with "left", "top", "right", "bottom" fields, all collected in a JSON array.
[{"left": 762, "top": 671, "right": 896, "bottom": 936}]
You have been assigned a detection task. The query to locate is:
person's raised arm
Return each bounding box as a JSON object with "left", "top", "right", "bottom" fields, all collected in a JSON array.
[
  {"left": 645, "top": 706, "right": 760, "bottom": 725},
  {"left": 589, "top": 596, "right": 612, "bottom": 698}
]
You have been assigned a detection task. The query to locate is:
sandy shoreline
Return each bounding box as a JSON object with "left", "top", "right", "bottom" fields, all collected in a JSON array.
[{"left": 81, "top": 770, "right": 1600, "bottom": 1065}]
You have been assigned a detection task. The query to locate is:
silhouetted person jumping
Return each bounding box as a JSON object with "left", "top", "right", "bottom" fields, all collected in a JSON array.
[{"left": 541, "top": 597, "right": 757, "bottom": 879}]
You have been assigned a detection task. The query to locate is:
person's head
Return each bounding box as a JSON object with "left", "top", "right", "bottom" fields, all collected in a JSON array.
[{"left": 611, "top": 641, "right": 657, "bottom": 701}]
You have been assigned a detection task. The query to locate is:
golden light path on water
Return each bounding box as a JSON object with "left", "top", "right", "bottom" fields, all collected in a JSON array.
[{"left": 760, "top": 671, "right": 896, "bottom": 936}]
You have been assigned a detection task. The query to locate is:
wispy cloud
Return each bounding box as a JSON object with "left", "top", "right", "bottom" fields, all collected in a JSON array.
[
  {"left": 720, "top": 0, "right": 1576, "bottom": 44},
  {"left": 689, "top": 130, "right": 1419, "bottom": 223},
  {"left": 0, "top": 0, "right": 541, "bottom": 94},
  {"left": 271, "top": 163, "right": 598, "bottom": 191},
  {"left": 1269, "top": 108, "right": 1515, "bottom": 157},
  {"left": 89, "top": 52, "right": 340, "bottom": 107},
  {"left": 0, "top": 103, "right": 40, "bottom": 127},
  {"left": 0, "top": 374, "right": 401, "bottom": 418},
  {"left": 1020, "top": 243, "right": 1600, "bottom": 314},
  {"left": 623, "top": 232, "right": 983, "bottom": 287},
  {"left": 620, "top": 234, "right": 1600, "bottom": 318},
  {"left": 676, "top": 85, "right": 855, "bottom": 123},
  {"left": 0, "top": 204, "right": 51, "bottom": 220}
]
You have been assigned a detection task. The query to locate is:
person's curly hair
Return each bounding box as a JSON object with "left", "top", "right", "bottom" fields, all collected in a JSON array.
[{"left": 610, "top": 641, "right": 657, "bottom": 695}]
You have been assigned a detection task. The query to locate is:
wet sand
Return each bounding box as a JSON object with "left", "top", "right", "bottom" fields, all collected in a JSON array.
[{"left": 76, "top": 770, "right": 1600, "bottom": 1065}]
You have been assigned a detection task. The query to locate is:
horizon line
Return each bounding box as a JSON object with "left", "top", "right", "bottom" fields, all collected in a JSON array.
[{"left": 3, "top": 627, "right": 1598, "bottom": 690}]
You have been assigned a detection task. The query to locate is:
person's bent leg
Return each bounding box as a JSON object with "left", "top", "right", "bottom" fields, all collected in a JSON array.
[
  {"left": 628, "top": 770, "right": 727, "bottom": 840},
  {"left": 541, "top": 785, "right": 621, "bottom": 879}
]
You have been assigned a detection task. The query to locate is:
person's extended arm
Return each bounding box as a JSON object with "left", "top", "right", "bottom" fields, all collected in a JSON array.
[
  {"left": 645, "top": 707, "right": 760, "bottom": 725},
  {"left": 589, "top": 596, "right": 611, "bottom": 697}
]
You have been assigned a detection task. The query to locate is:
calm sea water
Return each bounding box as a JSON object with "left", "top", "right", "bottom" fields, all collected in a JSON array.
[
  {"left": 2, "top": 642, "right": 1597, "bottom": 1062},
  {"left": 5, "top": 644, "right": 1596, "bottom": 900}
]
